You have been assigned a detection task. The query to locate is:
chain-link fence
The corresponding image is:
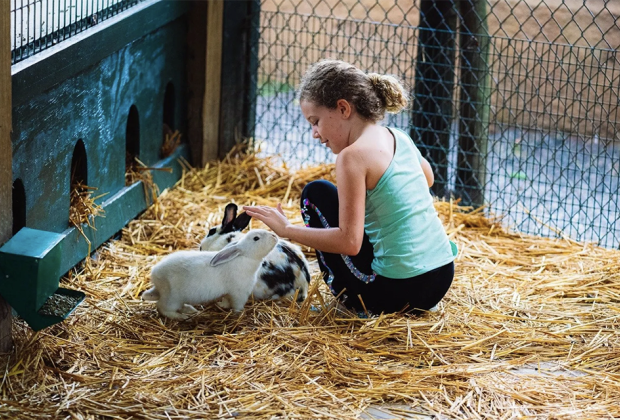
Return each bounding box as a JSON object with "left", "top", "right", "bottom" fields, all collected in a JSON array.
[
  {"left": 253, "top": 0, "right": 620, "bottom": 249},
  {"left": 10, "top": 0, "right": 145, "bottom": 64}
]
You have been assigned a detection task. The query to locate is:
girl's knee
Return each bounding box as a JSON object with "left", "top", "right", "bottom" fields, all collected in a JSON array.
[
  {"left": 301, "top": 180, "right": 336, "bottom": 205},
  {"left": 300, "top": 180, "right": 339, "bottom": 228}
]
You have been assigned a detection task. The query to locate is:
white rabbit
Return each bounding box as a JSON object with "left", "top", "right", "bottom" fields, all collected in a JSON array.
[
  {"left": 200, "top": 203, "right": 311, "bottom": 302},
  {"left": 142, "top": 229, "right": 278, "bottom": 320}
]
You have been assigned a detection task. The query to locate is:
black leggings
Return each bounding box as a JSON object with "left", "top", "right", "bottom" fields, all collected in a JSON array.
[{"left": 300, "top": 180, "right": 454, "bottom": 315}]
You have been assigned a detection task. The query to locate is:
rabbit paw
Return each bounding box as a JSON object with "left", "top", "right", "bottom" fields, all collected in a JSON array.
[
  {"left": 159, "top": 309, "right": 191, "bottom": 321},
  {"left": 181, "top": 304, "right": 199, "bottom": 314},
  {"left": 216, "top": 296, "right": 231, "bottom": 309}
]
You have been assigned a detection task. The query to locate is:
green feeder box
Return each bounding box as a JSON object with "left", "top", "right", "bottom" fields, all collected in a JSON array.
[{"left": 0, "top": 227, "right": 85, "bottom": 331}]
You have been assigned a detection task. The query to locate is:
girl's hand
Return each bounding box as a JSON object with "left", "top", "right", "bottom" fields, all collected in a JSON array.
[{"left": 242, "top": 203, "right": 291, "bottom": 237}]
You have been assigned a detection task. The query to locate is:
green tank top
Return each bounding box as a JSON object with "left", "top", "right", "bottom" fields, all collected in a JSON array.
[{"left": 365, "top": 127, "right": 456, "bottom": 279}]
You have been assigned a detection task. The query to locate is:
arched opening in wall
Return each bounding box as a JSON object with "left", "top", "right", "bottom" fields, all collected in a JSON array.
[
  {"left": 12, "top": 179, "right": 26, "bottom": 235},
  {"left": 126, "top": 105, "right": 140, "bottom": 185},
  {"left": 161, "top": 81, "right": 181, "bottom": 158},
  {"left": 71, "top": 139, "right": 88, "bottom": 189},
  {"left": 69, "top": 139, "right": 99, "bottom": 229}
]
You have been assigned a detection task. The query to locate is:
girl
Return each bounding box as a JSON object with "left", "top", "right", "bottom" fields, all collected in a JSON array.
[{"left": 244, "top": 59, "right": 456, "bottom": 315}]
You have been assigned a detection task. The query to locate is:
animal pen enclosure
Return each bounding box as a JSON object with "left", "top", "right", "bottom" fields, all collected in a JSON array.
[{"left": 0, "top": 0, "right": 619, "bottom": 419}]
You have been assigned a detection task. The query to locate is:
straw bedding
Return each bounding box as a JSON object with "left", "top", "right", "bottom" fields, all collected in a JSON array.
[{"left": 1, "top": 147, "right": 619, "bottom": 419}]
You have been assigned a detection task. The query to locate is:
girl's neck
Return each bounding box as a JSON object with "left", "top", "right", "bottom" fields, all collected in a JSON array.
[{"left": 347, "top": 117, "right": 376, "bottom": 146}]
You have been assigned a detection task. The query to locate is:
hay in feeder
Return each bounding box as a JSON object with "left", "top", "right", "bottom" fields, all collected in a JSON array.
[
  {"left": 125, "top": 157, "right": 172, "bottom": 206},
  {"left": 1, "top": 145, "right": 620, "bottom": 419},
  {"left": 160, "top": 129, "right": 182, "bottom": 159},
  {"left": 69, "top": 181, "right": 107, "bottom": 257},
  {"left": 69, "top": 181, "right": 106, "bottom": 230}
]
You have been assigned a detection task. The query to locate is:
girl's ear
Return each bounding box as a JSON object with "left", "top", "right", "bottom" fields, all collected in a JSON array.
[{"left": 336, "top": 99, "right": 352, "bottom": 118}]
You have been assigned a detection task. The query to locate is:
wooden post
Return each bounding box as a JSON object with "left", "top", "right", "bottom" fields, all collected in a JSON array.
[
  {"left": 186, "top": 0, "right": 259, "bottom": 165},
  {"left": 204, "top": 0, "right": 224, "bottom": 164},
  {"left": 218, "top": 0, "right": 260, "bottom": 158},
  {"left": 0, "top": 0, "right": 14, "bottom": 352},
  {"left": 411, "top": 0, "right": 457, "bottom": 199},
  {"left": 186, "top": 0, "right": 223, "bottom": 167},
  {"left": 456, "top": 0, "right": 490, "bottom": 208}
]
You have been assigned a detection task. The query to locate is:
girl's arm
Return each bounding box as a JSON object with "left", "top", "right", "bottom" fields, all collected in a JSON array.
[{"left": 243, "top": 148, "right": 367, "bottom": 255}]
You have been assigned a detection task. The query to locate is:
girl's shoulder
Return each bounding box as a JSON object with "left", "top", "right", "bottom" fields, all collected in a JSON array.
[
  {"left": 340, "top": 134, "right": 384, "bottom": 166},
  {"left": 338, "top": 126, "right": 393, "bottom": 166},
  {"left": 355, "top": 126, "right": 394, "bottom": 153},
  {"left": 336, "top": 142, "right": 366, "bottom": 170},
  {"left": 341, "top": 127, "right": 396, "bottom": 189}
]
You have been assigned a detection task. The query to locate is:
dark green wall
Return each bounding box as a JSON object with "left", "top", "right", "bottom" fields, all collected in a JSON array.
[{"left": 11, "top": 17, "right": 188, "bottom": 233}]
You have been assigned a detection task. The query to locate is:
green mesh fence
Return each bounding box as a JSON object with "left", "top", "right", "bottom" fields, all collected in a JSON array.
[{"left": 252, "top": 0, "right": 620, "bottom": 249}]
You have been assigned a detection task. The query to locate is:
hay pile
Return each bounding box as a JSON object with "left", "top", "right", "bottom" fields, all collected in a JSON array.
[
  {"left": 69, "top": 181, "right": 107, "bottom": 256},
  {"left": 69, "top": 181, "right": 106, "bottom": 230},
  {"left": 1, "top": 147, "right": 619, "bottom": 419}
]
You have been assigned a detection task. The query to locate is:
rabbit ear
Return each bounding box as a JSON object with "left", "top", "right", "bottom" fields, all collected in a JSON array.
[
  {"left": 209, "top": 244, "right": 242, "bottom": 266},
  {"left": 232, "top": 212, "right": 252, "bottom": 231},
  {"left": 220, "top": 203, "right": 238, "bottom": 232}
]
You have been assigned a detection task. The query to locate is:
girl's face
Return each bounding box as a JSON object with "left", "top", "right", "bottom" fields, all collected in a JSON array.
[{"left": 300, "top": 99, "right": 351, "bottom": 154}]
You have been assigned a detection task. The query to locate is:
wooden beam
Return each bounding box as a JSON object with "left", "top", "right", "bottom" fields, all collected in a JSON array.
[
  {"left": 0, "top": 0, "right": 14, "bottom": 352},
  {"left": 203, "top": 0, "right": 224, "bottom": 164},
  {"left": 186, "top": 1, "right": 207, "bottom": 166},
  {"left": 187, "top": 0, "right": 224, "bottom": 167},
  {"left": 188, "top": 1, "right": 259, "bottom": 165},
  {"left": 218, "top": 1, "right": 260, "bottom": 158}
]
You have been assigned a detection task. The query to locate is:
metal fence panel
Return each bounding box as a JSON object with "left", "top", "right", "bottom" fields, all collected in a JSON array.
[
  {"left": 253, "top": 0, "right": 620, "bottom": 248},
  {"left": 10, "top": 0, "right": 146, "bottom": 64}
]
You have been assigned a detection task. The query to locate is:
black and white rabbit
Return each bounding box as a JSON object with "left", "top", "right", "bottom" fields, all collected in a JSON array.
[
  {"left": 200, "top": 203, "right": 311, "bottom": 302},
  {"left": 142, "top": 229, "right": 278, "bottom": 319}
]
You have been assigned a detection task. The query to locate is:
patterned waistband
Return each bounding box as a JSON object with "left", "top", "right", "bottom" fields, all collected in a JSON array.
[{"left": 301, "top": 198, "right": 377, "bottom": 285}]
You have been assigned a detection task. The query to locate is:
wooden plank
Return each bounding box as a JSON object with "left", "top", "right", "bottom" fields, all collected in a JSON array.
[
  {"left": 218, "top": 0, "right": 260, "bottom": 158},
  {"left": 0, "top": 0, "right": 14, "bottom": 352},
  {"left": 186, "top": 1, "right": 208, "bottom": 166},
  {"left": 203, "top": 0, "right": 224, "bottom": 164},
  {"left": 186, "top": 0, "right": 260, "bottom": 166}
]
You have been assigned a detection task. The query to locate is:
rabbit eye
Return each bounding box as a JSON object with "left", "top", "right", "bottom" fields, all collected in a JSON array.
[
  {"left": 208, "top": 228, "right": 217, "bottom": 236},
  {"left": 253, "top": 236, "right": 260, "bottom": 241}
]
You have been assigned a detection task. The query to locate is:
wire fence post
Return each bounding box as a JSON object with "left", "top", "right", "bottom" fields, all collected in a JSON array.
[
  {"left": 456, "top": 0, "right": 490, "bottom": 208},
  {"left": 411, "top": 0, "right": 457, "bottom": 199}
]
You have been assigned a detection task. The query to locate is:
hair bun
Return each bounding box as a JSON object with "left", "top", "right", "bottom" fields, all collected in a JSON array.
[
  {"left": 368, "top": 73, "right": 383, "bottom": 88},
  {"left": 368, "top": 73, "right": 409, "bottom": 113}
]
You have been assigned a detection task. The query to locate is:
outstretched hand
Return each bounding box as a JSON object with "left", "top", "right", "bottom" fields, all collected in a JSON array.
[{"left": 243, "top": 203, "right": 291, "bottom": 237}]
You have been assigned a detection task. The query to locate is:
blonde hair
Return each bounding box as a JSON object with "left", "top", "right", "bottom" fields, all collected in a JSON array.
[{"left": 298, "top": 60, "right": 409, "bottom": 122}]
